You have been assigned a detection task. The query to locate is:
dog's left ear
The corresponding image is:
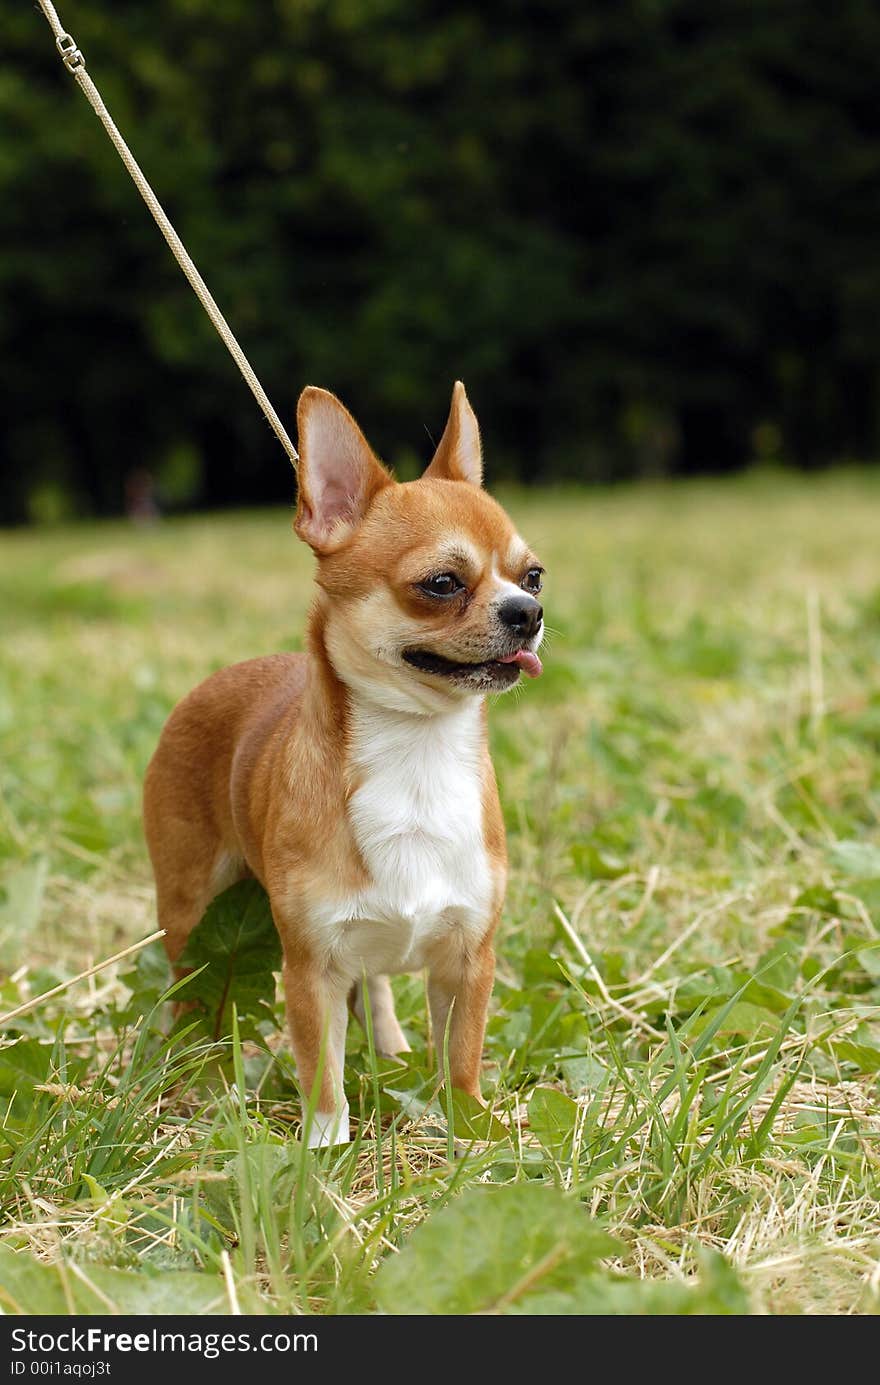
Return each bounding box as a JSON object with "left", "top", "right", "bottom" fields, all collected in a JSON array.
[{"left": 424, "top": 381, "right": 483, "bottom": 486}]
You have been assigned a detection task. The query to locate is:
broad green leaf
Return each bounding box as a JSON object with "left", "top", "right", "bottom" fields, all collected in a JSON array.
[
  {"left": 737, "top": 978, "right": 793, "bottom": 1014},
  {"left": 87, "top": 1266, "right": 235, "bottom": 1314},
  {"left": 178, "top": 880, "right": 281, "bottom": 1039},
  {"left": 378, "top": 1057, "right": 437, "bottom": 1120},
  {"left": 80, "top": 1174, "right": 110, "bottom": 1202},
  {"left": 0, "top": 1037, "right": 52, "bottom": 1108},
  {"left": 119, "top": 940, "right": 173, "bottom": 1021},
  {"left": 0, "top": 1245, "right": 68, "bottom": 1314},
  {"left": 528, "top": 1086, "right": 578, "bottom": 1156},
  {"left": 569, "top": 843, "right": 627, "bottom": 880},
  {"left": 753, "top": 939, "right": 800, "bottom": 991},
  {"left": 559, "top": 1051, "right": 607, "bottom": 1091},
  {"left": 237, "top": 1138, "right": 302, "bottom": 1213},
  {"left": 834, "top": 1038, "right": 880, "bottom": 1073},
  {"left": 0, "top": 1245, "right": 231, "bottom": 1315},
  {"left": 0, "top": 858, "right": 47, "bottom": 966},
  {"left": 449, "top": 1089, "right": 509, "bottom": 1142},
  {"left": 508, "top": 1252, "right": 749, "bottom": 1315},
  {"left": 829, "top": 841, "right": 880, "bottom": 880},
  {"left": 521, "top": 946, "right": 569, "bottom": 986},
  {"left": 783, "top": 885, "right": 839, "bottom": 925},
  {"left": 689, "top": 1000, "right": 778, "bottom": 1042},
  {"left": 374, "top": 1184, "right": 619, "bottom": 1315},
  {"left": 852, "top": 942, "right": 880, "bottom": 978},
  {"left": 845, "top": 880, "right": 880, "bottom": 924}
]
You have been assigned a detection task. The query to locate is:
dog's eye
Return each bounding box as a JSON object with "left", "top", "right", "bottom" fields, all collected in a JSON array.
[
  {"left": 420, "top": 573, "right": 464, "bottom": 598},
  {"left": 522, "top": 567, "right": 544, "bottom": 594}
]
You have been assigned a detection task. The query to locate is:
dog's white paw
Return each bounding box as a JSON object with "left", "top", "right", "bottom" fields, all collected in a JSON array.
[{"left": 306, "top": 1104, "right": 351, "bottom": 1149}]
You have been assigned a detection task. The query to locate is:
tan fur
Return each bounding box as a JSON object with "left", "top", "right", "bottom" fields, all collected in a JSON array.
[{"left": 143, "top": 382, "right": 543, "bottom": 1146}]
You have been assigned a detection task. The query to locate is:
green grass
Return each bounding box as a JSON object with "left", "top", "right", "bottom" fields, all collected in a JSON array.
[{"left": 2, "top": 469, "right": 880, "bottom": 1314}]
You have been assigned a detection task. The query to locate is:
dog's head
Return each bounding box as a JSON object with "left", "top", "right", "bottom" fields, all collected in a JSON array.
[{"left": 295, "top": 384, "right": 544, "bottom": 714}]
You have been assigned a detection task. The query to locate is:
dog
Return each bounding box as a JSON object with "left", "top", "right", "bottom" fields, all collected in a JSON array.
[{"left": 143, "top": 383, "right": 544, "bottom": 1146}]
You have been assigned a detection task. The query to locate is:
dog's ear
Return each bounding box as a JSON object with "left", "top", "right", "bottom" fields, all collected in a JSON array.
[
  {"left": 424, "top": 381, "right": 483, "bottom": 486},
  {"left": 295, "top": 387, "right": 392, "bottom": 552}
]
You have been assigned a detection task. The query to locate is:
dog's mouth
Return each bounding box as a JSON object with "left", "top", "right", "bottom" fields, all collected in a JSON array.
[{"left": 402, "top": 647, "right": 543, "bottom": 686}]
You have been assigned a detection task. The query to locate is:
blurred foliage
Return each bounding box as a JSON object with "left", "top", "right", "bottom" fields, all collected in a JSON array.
[{"left": 6, "top": 0, "right": 880, "bottom": 520}]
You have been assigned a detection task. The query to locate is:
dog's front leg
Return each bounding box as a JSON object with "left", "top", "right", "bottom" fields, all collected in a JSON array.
[
  {"left": 281, "top": 945, "right": 350, "bottom": 1148},
  {"left": 428, "top": 936, "right": 495, "bottom": 1100}
]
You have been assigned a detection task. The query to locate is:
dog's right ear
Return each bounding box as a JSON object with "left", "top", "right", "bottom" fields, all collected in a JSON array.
[{"left": 295, "top": 388, "right": 392, "bottom": 553}]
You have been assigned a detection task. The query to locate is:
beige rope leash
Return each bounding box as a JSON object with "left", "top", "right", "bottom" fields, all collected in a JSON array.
[{"left": 35, "top": 0, "right": 299, "bottom": 467}]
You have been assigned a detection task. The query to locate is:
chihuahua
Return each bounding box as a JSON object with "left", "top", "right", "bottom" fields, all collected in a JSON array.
[{"left": 143, "top": 383, "right": 544, "bottom": 1146}]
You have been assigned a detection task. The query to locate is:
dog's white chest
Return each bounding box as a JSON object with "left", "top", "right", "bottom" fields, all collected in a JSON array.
[{"left": 312, "top": 703, "right": 493, "bottom": 975}]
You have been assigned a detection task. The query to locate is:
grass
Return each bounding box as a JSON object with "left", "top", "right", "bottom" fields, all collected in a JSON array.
[{"left": 2, "top": 467, "right": 880, "bottom": 1314}]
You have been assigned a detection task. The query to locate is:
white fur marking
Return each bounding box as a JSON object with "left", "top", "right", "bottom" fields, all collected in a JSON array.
[
  {"left": 491, "top": 555, "right": 532, "bottom": 604},
  {"left": 495, "top": 574, "right": 529, "bottom": 602},
  {"left": 307, "top": 1103, "right": 351, "bottom": 1149},
  {"left": 307, "top": 701, "right": 492, "bottom": 976}
]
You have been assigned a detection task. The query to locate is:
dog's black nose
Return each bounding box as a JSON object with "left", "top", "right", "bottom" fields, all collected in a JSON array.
[{"left": 498, "top": 595, "right": 543, "bottom": 640}]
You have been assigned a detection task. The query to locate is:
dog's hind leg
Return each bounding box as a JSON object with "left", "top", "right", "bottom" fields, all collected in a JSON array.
[
  {"left": 350, "top": 975, "right": 410, "bottom": 1056},
  {"left": 144, "top": 763, "right": 246, "bottom": 976},
  {"left": 155, "top": 848, "right": 247, "bottom": 969}
]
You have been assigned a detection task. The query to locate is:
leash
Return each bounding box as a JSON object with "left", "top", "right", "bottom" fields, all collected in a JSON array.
[{"left": 34, "top": 0, "right": 300, "bottom": 467}]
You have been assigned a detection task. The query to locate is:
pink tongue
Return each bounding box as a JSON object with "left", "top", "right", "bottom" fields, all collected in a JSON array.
[{"left": 499, "top": 649, "right": 543, "bottom": 678}]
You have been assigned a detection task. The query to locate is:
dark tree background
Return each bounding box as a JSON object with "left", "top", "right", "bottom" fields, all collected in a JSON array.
[{"left": 5, "top": 0, "right": 880, "bottom": 522}]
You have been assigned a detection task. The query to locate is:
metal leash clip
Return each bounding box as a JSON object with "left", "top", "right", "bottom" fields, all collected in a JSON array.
[{"left": 56, "top": 32, "right": 85, "bottom": 72}]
